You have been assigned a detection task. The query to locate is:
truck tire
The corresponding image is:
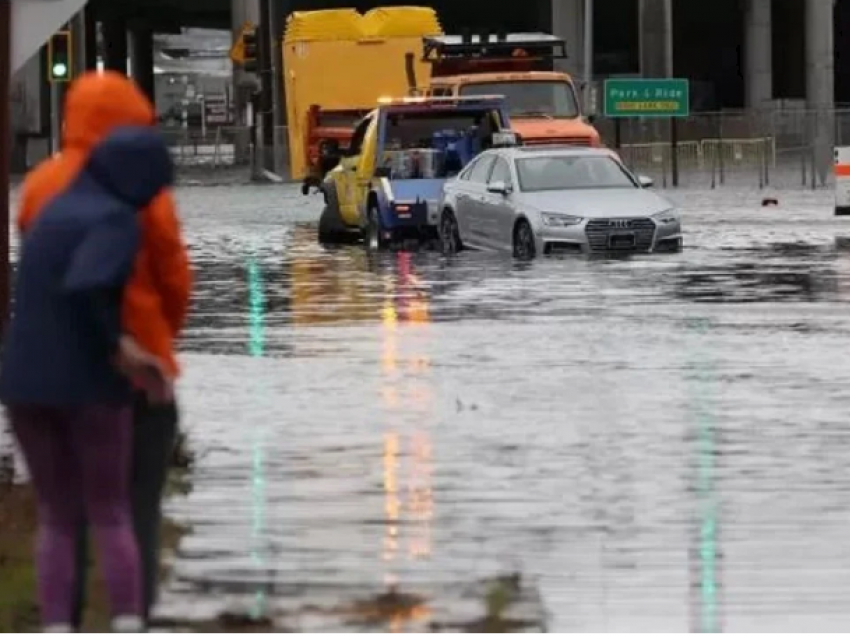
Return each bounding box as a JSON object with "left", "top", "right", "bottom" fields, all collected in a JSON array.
[
  {"left": 317, "top": 186, "right": 349, "bottom": 244},
  {"left": 364, "top": 205, "right": 390, "bottom": 251}
]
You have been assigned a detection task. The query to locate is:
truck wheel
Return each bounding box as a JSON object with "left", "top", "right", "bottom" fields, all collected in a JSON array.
[
  {"left": 317, "top": 186, "right": 349, "bottom": 244},
  {"left": 439, "top": 209, "right": 463, "bottom": 255},
  {"left": 365, "top": 205, "right": 389, "bottom": 251}
]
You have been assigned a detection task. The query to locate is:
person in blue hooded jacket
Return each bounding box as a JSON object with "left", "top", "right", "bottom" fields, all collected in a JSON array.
[{"left": 0, "top": 126, "right": 174, "bottom": 632}]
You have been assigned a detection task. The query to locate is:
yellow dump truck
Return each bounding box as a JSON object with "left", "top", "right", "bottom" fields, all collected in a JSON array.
[{"left": 282, "top": 7, "right": 442, "bottom": 185}]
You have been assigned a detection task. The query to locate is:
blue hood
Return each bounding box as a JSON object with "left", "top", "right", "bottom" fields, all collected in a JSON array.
[{"left": 86, "top": 126, "right": 174, "bottom": 207}]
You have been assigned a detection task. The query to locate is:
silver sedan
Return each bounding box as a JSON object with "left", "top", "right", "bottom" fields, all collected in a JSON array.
[{"left": 438, "top": 146, "right": 683, "bottom": 258}]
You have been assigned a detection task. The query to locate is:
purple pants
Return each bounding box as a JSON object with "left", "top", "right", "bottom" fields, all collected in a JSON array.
[{"left": 7, "top": 404, "right": 141, "bottom": 626}]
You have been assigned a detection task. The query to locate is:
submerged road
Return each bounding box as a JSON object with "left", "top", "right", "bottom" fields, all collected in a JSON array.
[{"left": 7, "top": 185, "right": 850, "bottom": 630}]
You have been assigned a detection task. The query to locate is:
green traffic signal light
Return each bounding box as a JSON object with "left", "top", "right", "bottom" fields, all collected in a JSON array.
[{"left": 48, "top": 31, "right": 72, "bottom": 82}]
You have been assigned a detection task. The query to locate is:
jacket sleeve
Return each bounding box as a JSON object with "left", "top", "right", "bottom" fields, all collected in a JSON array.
[
  {"left": 63, "top": 214, "right": 141, "bottom": 356},
  {"left": 144, "top": 189, "right": 192, "bottom": 336}
]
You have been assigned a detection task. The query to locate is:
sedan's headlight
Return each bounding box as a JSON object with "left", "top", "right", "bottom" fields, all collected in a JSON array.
[
  {"left": 653, "top": 209, "right": 679, "bottom": 224},
  {"left": 541, "top": 213, "right": 584, "bottom": 227}
]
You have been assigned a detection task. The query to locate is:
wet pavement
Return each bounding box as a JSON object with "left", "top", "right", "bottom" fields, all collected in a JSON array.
[{"left": 6, "top": 184, "right": 850, "bottom": 631}]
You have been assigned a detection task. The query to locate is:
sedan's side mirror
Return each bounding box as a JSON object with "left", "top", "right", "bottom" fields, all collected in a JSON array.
[
  {"left": 637, "top": 175, "right": 654, "bottom": 188},
  {"left": 487, "top": 180, "right": 511, "bottom": 196}
]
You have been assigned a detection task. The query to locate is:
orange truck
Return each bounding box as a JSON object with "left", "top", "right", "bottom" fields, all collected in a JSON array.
[{"left": 422, "top": 32, "right": 600, "bottom": 147}]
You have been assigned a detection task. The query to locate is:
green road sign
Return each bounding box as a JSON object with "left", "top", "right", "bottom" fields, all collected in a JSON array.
[{"left": 603, "top": 78, "right": 689, "bottom": 117}]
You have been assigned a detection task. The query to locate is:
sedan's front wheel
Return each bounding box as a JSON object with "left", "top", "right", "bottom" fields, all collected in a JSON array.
[
  {"left": 439, "top": 210, "right": 463, "bottom": 255},
  {"left": 513, "top": 220, "right": 536, "bottom": 260}
]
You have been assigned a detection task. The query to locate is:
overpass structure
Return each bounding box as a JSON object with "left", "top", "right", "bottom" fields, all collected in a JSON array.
[{"left": 6, "top": 0, "right": 845, "bottom": 174}]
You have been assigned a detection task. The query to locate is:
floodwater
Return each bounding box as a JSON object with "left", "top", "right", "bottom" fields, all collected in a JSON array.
[{"left": 6, "top": 185, "right": 850, "bottom": 631}]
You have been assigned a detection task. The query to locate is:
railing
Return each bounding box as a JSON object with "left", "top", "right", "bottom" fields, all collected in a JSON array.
[
  {"left": 161, "top": 126, "right": 292, "bottom": 180},
  {"left": 161, "top": 109, "right": 850, "bottom": 189},
  {"left": 592, "top": 108, "right": 843, "bottom": 189},
  {"left": 160, "top": 127, "right": 252, "bottom": 170}
]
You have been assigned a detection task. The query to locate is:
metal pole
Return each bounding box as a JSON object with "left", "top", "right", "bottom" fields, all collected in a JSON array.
[
  {"left": 582, "top": 0, "right": 593, "bottom": 113},
  {"left": 663, "top": 0, "right": 678, "bottom": 187},
  {"left": 50, "top": 84, "right": 60, "bottom": 154},
  {"left": 258, "top": 0, "right": 274, "bottom": 172},
  {"left": 269, "top": 0, "right": 288, "bottom": 175},
  {"left": 0, "top": 0, "right": 10, "bottom": 335},
  {"left": 663, "top": 0, "right": 673, "bottom": 77}
]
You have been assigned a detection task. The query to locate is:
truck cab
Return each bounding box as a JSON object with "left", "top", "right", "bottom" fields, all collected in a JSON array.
[
  {"left": 319, "top": 95, "right": 516, "bottom": 247},
  {"left": 423, "top": 33, "right": 601, "bottom": 147}
]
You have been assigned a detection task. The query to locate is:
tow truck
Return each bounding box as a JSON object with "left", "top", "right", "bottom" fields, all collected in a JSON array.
[
  {"left": 422, "top": 32, "right": 601, "bottom": 147},
  {"left": 318, "top": 95, "right": 516, "bottom": 247}
]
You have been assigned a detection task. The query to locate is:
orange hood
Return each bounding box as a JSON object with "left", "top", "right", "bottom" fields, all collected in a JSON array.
[
  {"left": 512, "top": 118, "right": 600, "bottom": 144},
  {"left": 62, "top": 71, "right": 155, "bottom": 150}
]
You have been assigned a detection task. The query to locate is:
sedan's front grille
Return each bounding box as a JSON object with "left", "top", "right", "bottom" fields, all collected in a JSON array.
[{"left": 585, "top": 218, "right": 655, "bottom": 252}]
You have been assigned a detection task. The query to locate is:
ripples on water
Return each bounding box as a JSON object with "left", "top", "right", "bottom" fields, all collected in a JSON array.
[{"left": 7, "top": 186, "right": 850, "bottom": 630}]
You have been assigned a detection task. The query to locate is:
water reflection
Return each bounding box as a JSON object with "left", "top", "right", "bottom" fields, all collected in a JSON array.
[
  {"left": 379, "top": 251, "right": 434, "bottom": 630},
  {"left": 162, "top": 186, "right": 850, "bottom": 630},
  {"left": 246, "top": 249, "right": 270, "bottom": 619},
  {"left": 687, "top": 318, "right": 723, "bottom": 633}
]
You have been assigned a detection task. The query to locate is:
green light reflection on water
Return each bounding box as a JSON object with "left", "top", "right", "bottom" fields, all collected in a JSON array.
[
  {"left": 247, "top": 255, "right": 267, "bottom": 619},
  {"left": 692, "top": 318, "right": 718, "bottom": 632}
]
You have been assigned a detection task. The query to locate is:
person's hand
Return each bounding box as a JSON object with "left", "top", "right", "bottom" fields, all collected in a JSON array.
[
  {"left": 116, "top": 335, "right": 155, "bottom": 373},
  {"left": 116, "top": 336, "right": 174, "bottom": 404},
  {"left": 137, "top": 370, "right": 174, "bottom": 405}
]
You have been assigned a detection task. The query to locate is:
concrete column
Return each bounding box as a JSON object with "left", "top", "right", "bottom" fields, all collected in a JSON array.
[
  {"left": 639, "top": 0, "right": 672, "bottom": 77},
  {"left": 805, "top": 0, "right": 834, "bottom": 184},
  {"left": 101, "top": 15, "right": 127, "bottom": 74},
  {"left": 744, "top": 0, "right": 772, "bottom": 108},
  {"left": 551, "top": 0, "right": 583, "bottom": 79},
  {"left": 130, "top": 26, "right": 155, "bottom": 105}
]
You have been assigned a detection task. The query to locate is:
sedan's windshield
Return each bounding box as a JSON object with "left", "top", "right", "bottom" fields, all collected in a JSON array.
[
  {"left": 516, "top": 155, "right": 637, "bottom": 192},
  {"left": 459, "top": 80, "right": 580, "bottom": 118}
]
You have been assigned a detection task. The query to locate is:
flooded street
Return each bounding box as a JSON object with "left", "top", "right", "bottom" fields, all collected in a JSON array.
[{"left": 7, "top": 184, "right": 850, "bottom": 631}]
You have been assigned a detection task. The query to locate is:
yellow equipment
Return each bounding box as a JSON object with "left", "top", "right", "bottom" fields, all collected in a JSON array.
[{"left": 282, "top": 7, "right": 442, "bottom": 181}]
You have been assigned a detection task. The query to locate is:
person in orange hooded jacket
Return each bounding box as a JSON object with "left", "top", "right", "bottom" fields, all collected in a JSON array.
[{"left": 17, "top": 70, "right": 192, "bottom": 628}]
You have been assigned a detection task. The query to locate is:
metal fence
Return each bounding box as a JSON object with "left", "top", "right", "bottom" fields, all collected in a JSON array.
[
  {"left": 161, "top": 125, "right": 291, "bottom": 184},
  {"left": 593, "top": 108, "right": 844, "bottom": 190},
  {"left": 162, "top": 109, "right": 850, "bottom": 189},
  {"left": 160, "top": 126, "right": 252, "bottom": 170}
]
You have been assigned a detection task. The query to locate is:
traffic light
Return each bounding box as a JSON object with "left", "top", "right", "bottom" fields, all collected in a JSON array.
[
  {"left": 242, "top": 27, "right": 258, "bottom": 73},
  {"left": 48, "top": 30, "right": 73, "bottom": 82}
]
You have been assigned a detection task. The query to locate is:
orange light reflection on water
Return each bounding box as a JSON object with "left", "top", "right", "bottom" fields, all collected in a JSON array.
[{"left": 380, "top": 252, "right": 435, "bottom": 606}]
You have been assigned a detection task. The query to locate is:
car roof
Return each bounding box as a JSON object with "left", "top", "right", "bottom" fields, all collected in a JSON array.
[{"left": 492, "top": 145, "right": 618, "bottom": 160}]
